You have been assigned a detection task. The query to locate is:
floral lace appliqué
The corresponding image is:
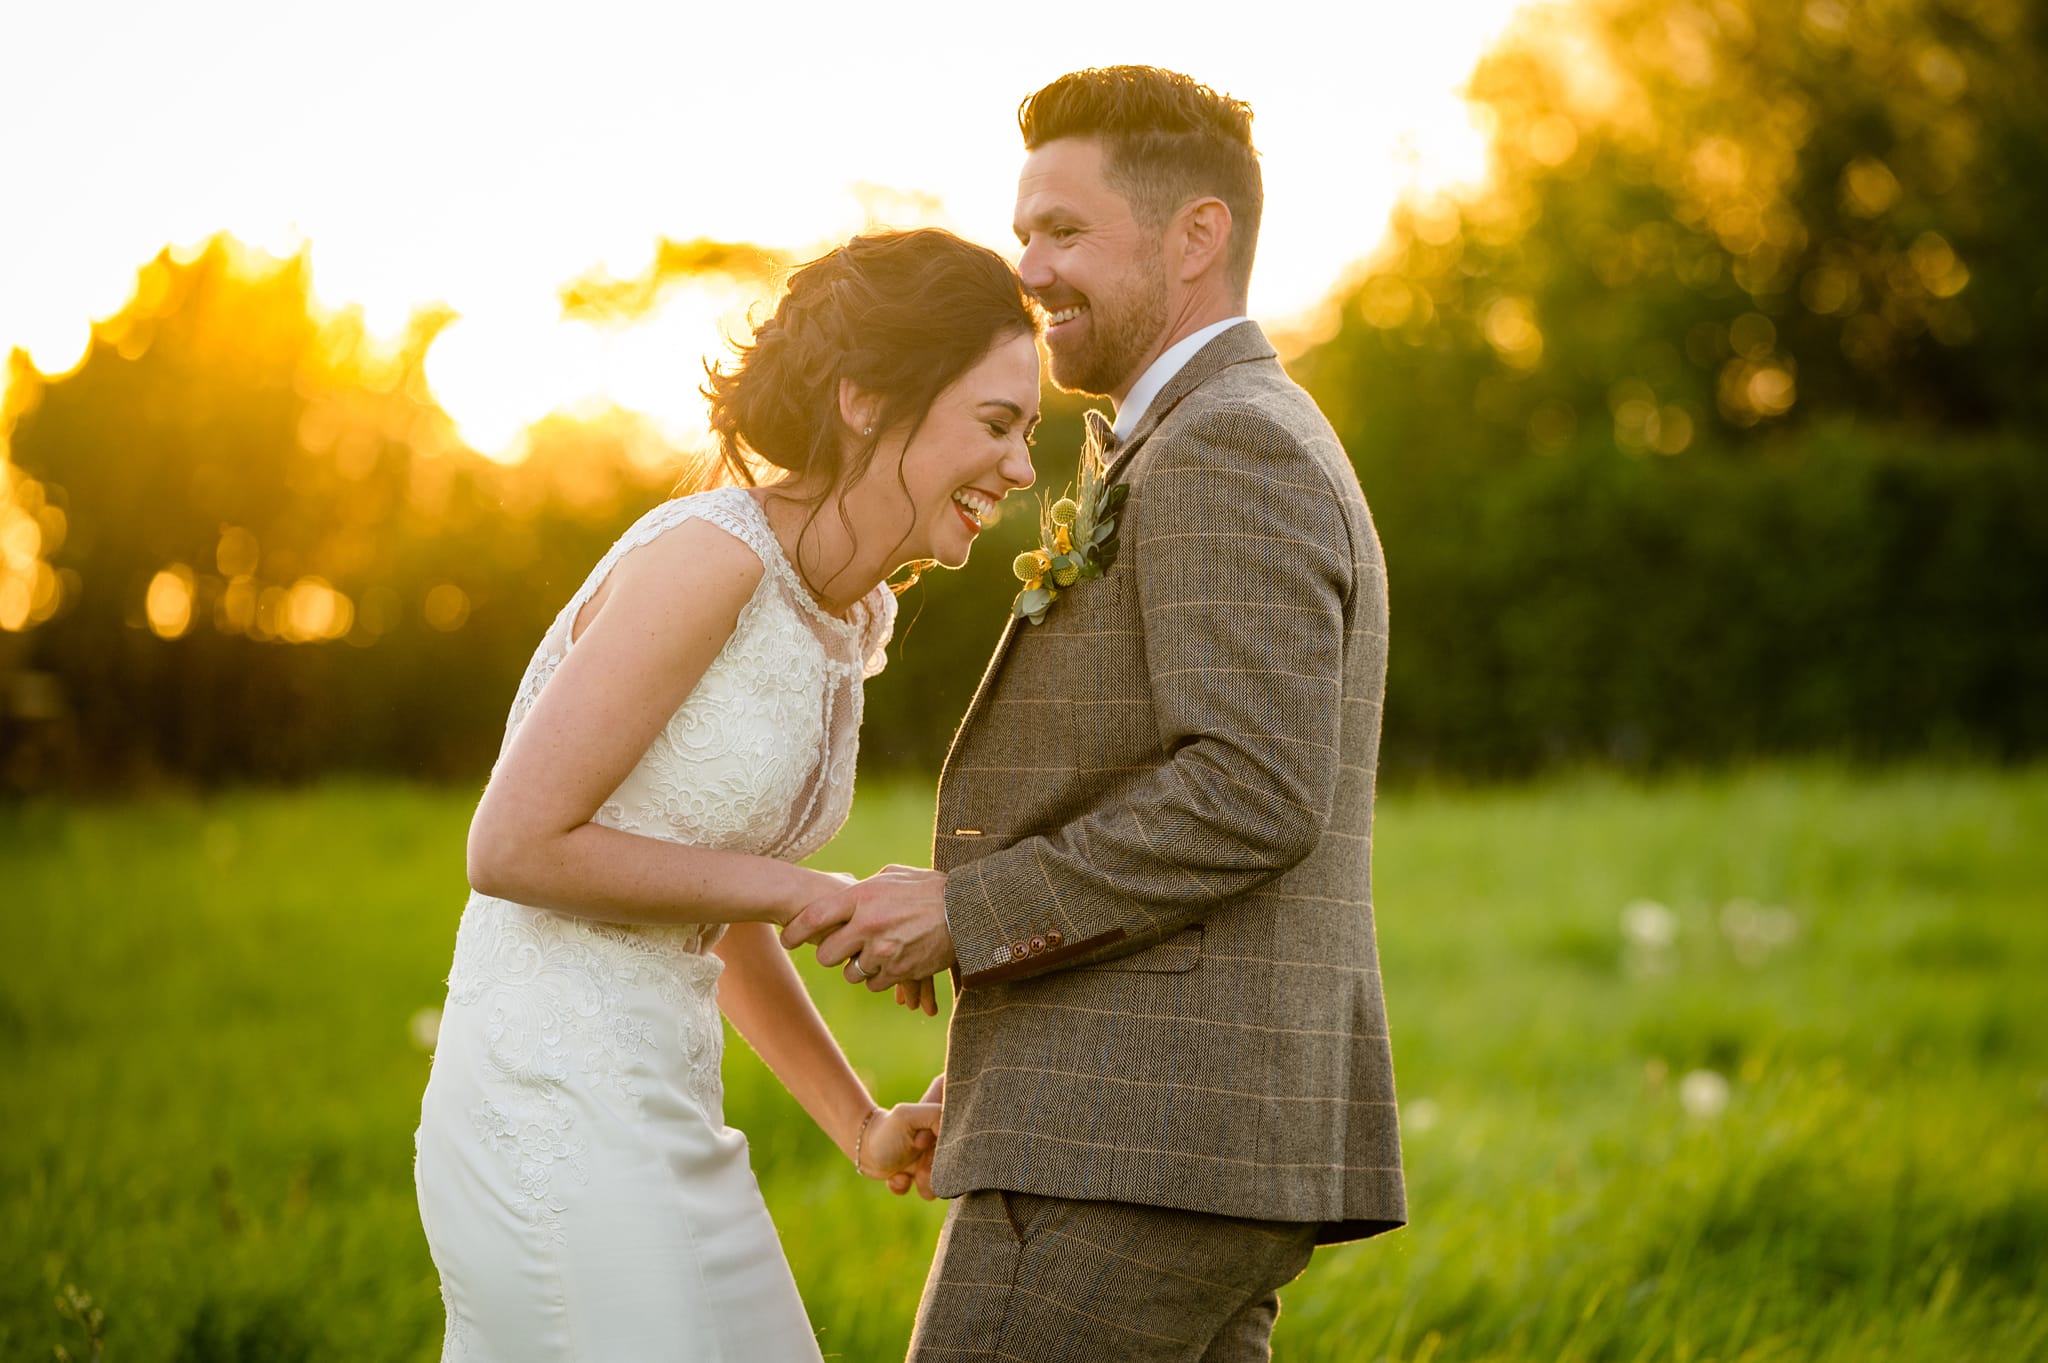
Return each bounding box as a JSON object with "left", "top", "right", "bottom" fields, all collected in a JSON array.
[{"left": 470, "top": 1092, "right": 590, "bottom": 1245}]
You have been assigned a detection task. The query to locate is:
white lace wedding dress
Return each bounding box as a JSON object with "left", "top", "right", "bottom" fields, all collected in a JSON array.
[{"left": 414, "top": 486, "right": 895, "bottom": 1361}]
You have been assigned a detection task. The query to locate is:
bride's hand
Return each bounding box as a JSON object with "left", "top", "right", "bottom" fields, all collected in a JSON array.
[
  {"left": 779, "top": 868, "right": 856, "bottom": 927},
  {"left": 860, "top": 1101, "right": 941, "bottom": 1200},
  {"left": 894, "top": 977, "right": 940, "bottom": 1016}
]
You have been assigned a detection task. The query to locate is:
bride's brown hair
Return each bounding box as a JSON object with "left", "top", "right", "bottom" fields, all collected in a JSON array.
[{"left": 702, "top": 229, "right": 1039, "bottom": 504}]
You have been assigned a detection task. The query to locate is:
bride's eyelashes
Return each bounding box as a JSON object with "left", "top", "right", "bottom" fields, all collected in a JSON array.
[{"left": 984, "top": 421, "right": 1037, "bottom": 448}]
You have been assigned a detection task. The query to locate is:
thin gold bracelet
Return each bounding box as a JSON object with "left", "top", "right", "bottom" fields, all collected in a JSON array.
[{"left": 853, "top": 1105, "right": 881, "bottom": 1177}]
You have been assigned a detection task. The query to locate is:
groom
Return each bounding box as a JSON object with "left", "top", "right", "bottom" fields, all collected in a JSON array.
[{"left": 786, "top": 65, "right": 1405, "bottom": 1359}]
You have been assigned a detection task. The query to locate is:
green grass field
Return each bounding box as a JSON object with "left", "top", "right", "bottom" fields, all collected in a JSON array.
[{"left": 3, "top": 766, "right": 2043, "bottom": 1362}]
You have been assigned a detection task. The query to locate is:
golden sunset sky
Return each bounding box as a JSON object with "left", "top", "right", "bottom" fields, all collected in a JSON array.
[{"left": 2, "top": 0, "right": 1545, "bottom": 457}]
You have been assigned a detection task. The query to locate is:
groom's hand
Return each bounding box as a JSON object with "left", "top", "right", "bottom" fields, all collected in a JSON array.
[{"left": 781, "top": 864, "right": 957, "bottom": 989}]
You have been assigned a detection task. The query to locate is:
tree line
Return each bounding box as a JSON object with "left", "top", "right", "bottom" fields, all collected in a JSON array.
[{"left": 3, "top": 0, "right": 2045, "bottom": 791}]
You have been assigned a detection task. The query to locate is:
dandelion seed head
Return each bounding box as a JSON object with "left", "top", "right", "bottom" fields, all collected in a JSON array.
[
  {"left": 1621, "top": 899, "right": 1678, "bottom": 950},
  {"left": 1680, "top": 1068, "right": 1731, "bottom": 1119}
]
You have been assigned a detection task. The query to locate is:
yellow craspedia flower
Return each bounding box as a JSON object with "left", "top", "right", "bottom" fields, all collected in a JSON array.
[
  {"left": 1050, "top": 498, "right": 1079, "bottom": 527},
  {"left": 1052, "top": 561, "right": 1081, "bottom": 587},
  {"left": 1012, "top": 551, "right": 1045, "bottom": 582}
]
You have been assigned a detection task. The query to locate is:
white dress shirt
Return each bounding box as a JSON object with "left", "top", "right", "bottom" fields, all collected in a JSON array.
[{"left": 1111, "top": 316, "right": 1252, "bottom": 441}]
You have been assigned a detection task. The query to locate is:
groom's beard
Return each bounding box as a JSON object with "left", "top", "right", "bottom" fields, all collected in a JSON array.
[{"left": 1046, "top": 250, "right": 1169, "bottom": 399}]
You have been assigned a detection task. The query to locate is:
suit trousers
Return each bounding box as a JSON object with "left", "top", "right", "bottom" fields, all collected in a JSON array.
[{"left": 905, "top": 1191, "right": 1319, "bottom": 1363}]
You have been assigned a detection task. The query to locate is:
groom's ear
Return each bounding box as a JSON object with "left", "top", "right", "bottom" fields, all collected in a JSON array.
[
  {"left": 837, "top": 378, "right": 883, "bottom": 439},
  {"left": 1173, "top": 197, "right": 1234, "bottom": 286}
]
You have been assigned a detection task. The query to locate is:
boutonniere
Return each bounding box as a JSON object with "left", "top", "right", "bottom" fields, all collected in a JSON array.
[{"left": 1011, "top": 446, "right": 1129, "bottom": 625}]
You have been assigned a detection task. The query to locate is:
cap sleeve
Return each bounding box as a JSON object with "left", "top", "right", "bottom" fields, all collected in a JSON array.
[{"left": 691, "top": 487, "right": 782, "bottom": 567}]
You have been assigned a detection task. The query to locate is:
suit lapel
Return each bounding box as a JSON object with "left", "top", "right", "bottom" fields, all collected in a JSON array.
[
  {"left": 938, "top": 414, "right": 1117, "bottom": 798},
  {"left": 938, "top": 612, "right": 1023, "bottom": 796}
]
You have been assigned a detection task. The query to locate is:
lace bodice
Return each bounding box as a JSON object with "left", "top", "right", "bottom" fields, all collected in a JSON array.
[
  {"left": 512, "top": 487, "right": 890, "bottom": 855},
  {"left": 449, "top": 485, "right": 895, "bottom": 977}
]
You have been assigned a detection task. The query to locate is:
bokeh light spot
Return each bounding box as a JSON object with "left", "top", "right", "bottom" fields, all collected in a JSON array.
[
  {"left": 1482, "top": 295, "right": 1543, "bottom": 368},
  {"left": 0, "top": 577, "right": 28, "bottom": 632},
  {"left": 1728, "top": 312, "right": 1777, "bottom": 361},
  {"left": 284, "top": 576, "right": 353, "bottom": 643},
  {"left": 216, "top": 576, "right": 258, "bottom": 635},
  {"left": 1910, "top": 232, "right": 1970, "bottom": 298},
  {"left": 216, "top": 526, "right": 260, "bottom": 579},
  {"left": 146, "top": 566, "right": 196, "bottom": 640},
  {"left": 1841, "top": 157, "right": 1901, "bottom": 218},
  {"left": 424, "top": 583, "right": 470, "bottom": 632},
  {"left": 1747, "top": 364, "right": 1797, "bottom": 416}
]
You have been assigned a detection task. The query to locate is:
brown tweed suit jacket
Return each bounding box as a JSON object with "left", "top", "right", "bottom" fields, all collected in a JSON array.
[{"left": 930, "top": 321, "right": 1405, "bottom": 1245}]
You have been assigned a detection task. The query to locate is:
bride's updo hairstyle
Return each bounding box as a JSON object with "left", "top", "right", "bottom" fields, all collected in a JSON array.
[{"left": 703, "top": 229, "right": 1038, "bottom": 499}]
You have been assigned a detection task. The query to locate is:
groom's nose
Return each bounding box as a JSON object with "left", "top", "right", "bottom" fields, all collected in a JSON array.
[{"left": 1017, "top": 239, "right": 1056, "bottom": 297}]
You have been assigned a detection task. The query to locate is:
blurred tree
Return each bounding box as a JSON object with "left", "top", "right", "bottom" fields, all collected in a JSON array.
[
  {"left": 1288, "top": 0, "right": 2048, "bottom": 775},
  {"left": 1300, "top": 0, "right": 2048, "bottom": 463},
  {"left": 0, "top": 239, "right": 678, "bottom": 788}
]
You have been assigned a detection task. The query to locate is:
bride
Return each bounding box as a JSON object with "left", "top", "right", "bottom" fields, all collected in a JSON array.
[{"left": 414, "top": 229, "right": 1041, "bottom": 1360}]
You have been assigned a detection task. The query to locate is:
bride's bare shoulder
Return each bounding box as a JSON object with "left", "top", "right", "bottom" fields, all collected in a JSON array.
[{"left": 571, "top": 505, "right": 768, "bottom": 650}]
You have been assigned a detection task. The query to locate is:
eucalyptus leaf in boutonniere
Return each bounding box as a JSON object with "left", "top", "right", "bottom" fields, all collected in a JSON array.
[{"left": 1011, "top": 446, "right": 1129, "bottom": 624}]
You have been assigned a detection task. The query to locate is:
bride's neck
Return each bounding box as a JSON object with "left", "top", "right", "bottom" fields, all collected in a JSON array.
[{"left": 751, "top": 484, "right": 884, "bottom": 617}]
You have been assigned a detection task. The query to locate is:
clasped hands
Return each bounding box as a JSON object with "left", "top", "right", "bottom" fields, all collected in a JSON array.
[
  {"left": 779, "top": 867, "right": 951, "bottom": 1198},
  {"left": 859, "top": 1073, "right": 946, "bottom": 1199},
  {"left": 782, "top": 863, "right": 954, "bottom": 1016}
]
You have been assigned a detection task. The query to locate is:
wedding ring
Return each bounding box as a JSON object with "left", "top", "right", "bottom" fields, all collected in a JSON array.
[{"left": 850, "top": 958, "right": 874, "bottom": 980}]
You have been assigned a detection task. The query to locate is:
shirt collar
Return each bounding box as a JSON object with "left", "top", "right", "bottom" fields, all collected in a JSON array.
[{"left": 1111, "top": 316, "right": 1251, "bottom": 441}]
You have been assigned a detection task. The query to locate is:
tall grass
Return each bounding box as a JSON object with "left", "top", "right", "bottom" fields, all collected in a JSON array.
[{"left": 2, "top": 766, "right": 2041, "bottom": 1360}]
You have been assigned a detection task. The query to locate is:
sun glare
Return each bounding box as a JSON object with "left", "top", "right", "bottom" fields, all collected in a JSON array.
[
  {"left": 1, "top": 0, "right": 1550, "bottom": 458},
  {"left": 419, "top": 279, "right": 767, "bottom": 461}
]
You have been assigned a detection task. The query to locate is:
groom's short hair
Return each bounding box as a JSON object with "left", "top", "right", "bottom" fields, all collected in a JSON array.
[{"left": 1020, "top": 66, "right": 1263, "bottom": 294}]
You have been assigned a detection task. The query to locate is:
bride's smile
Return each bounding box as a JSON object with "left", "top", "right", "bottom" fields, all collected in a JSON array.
[
  {"left": 894, "top": 331, "right": 1043, "bottom": 569},
  {"left": 760, "top": 327, "right": 1043, "bottom": 606}
]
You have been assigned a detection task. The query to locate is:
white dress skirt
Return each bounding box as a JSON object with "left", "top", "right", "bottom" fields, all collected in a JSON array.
[{"left": 414, "top": 487, "right": 895, "bottom": 1361}]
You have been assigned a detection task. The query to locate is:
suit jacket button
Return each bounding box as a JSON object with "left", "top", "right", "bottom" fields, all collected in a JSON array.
[
  {"left": 1029, "top": 935, "right": 1046, "bottom": 954},
  {"left": 1045, "top": 928, "right": 1063, "bottom": 947},
  {"left": 1012, "top": 940, "right": 1030, "bottom": 961}
]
